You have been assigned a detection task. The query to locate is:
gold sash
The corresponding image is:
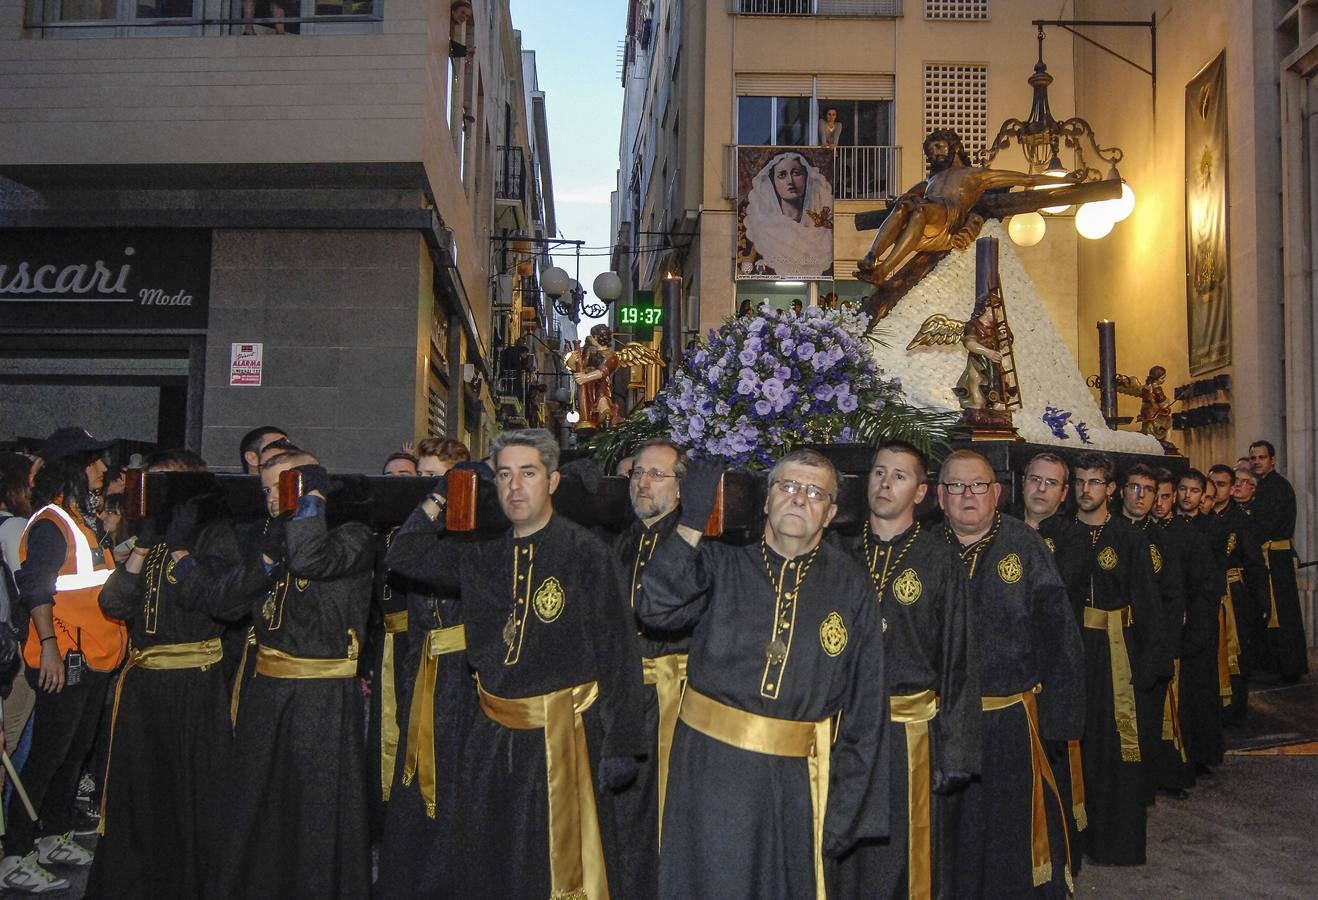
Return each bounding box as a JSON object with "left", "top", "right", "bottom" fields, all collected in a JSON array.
[
  {"left": 378, "top": 610, "right": 409, "bottom": 801},
  {"left": 641, "top": 652, "right": 688, "bottom": 844},
  {"left": 678, "top": 686, "right": 833, "bottom": 900},
  {"left": 254, "top": 631, "right": 359, "bottom": 679},
  {"left": 1162, "top": 658, "right": 1186, "bottom": 762},
  {"left": 1066, "top": 740, "right": 1087, "bottom": 831},
  {"left": 478, "top": 680, "right": 606, "bottom": 900},
  {"left": 100, "top": 637, "right": 225, "bottom": 835},
  {"left": 1218, "top": 569, "right": 1244, "bottom": 704},
  {"left": 981, "top": 686, "right": 1071, "bottom": 889},
  {"left": 890, "top": 690, "right": 939, "bottom": 900},
  {"left": 401, "top": 624, "right": 468, "bottom": 817},
  {"left": 229, "top": 625, "right": 257, "bottom": 726},
  {"left": 1082, "top": 605, "right": 1141, "bottom": 762},
  {"left": 1261, "top": 540, "right": 1291, "bottom": 629}
]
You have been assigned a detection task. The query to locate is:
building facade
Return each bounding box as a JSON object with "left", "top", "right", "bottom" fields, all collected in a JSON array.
[{"left": 0, "top": 0, "right": 558, "bottom": 470}]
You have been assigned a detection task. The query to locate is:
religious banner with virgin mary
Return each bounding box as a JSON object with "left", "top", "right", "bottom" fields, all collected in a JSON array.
[
  {"left": 1185, "top": 51, "right": 1230, "bottom": 375},
  {"left": 735, "top": 147, "right": 835, "bottom": 280}
]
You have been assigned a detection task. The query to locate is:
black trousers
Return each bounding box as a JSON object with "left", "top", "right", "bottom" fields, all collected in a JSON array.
[{"left": 6, "top": 667, "right": 111, "bottom": 856}]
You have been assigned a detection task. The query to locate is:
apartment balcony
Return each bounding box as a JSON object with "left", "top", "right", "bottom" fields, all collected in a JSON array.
[
  {"left": 723, "top": 144, "right": 902, "bottom": 203},
  {"left": 495, "top": 145, "right": 528, "bottom": 230},
  {"left": 729, "top": 0, "right": 903, "bottom": 17}
]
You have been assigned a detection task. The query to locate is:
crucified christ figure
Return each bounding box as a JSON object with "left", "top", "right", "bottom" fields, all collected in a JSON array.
[{"left": 855, "top": 130, "right": 1074, "bottom": 287}]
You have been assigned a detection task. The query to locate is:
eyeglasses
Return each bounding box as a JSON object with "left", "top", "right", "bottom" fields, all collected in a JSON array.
[
  {"left": 772, "top": 479, "right": 833, "bottom": 503},
  {"left": 628, "top": 468, "right": 676, "bottom": 482},
  {"left": 941, "top": 481, "right": 992, "bottom": 495},
  {"left": 1075, "top": 477, "right": 1109, "bottom": 489},
  {"left": 1122, "top": 483, "right": 1153, "bottom": 495},
  {"left": 1024, "top": 474, "right": 1062, "bottom": 489}
]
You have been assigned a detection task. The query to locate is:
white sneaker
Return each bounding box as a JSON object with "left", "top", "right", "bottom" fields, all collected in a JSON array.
[
  {"left": 35, "top": 831, "right": 93, "bottom": 867},
  {"left": 0, "top": 852, "right": 71, "bottom": 893}
]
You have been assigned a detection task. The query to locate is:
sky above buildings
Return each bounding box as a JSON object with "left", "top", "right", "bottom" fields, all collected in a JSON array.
[{"left": 509, "top": 0, "right": 626, "bottom": 337}]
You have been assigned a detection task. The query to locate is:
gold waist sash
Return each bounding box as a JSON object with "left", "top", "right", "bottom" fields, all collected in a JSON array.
[
  {"left": 401, "top": 624, "right": 468, "bottom": 817},
  {"left": 890, "top": 689, "right": 939, "bottom": 900},
  {"left": 1261, "top": 541, "right": 1291, "bottom": 629},
  {"left": 641, "top": 652, "right": 688, "bottom": 845},
  {"left": 1066, "top": 740, "right": 1087, "bottom": 831},
  {"left": 1082, "top": 605, "right": 1141, "bottom": 763},
  {"left": 254, "top": 641, "right": 358, "bottom": 679},
  {"left": 230, "top": 625, "right": 257, "bottom": 727},
  {"left": 981, "top": 686, "right": 1071, "bottom": 889},
  {"left": 100, "top": 637, "right": 225, "bottom": 835},
  {"left": 478, "top": 680, "right": 606, "bottom": 900},
  {"left": 1219, "top": 569, "right": 1243, "bottom": 703},
  {"left": 1162, "top": 658, "right": 1186, "bottom": 762},
  {"left": 378, "top": 610, "right": 409, "bottom": 802},
  {"left": 678, "top": 686, "right": 832, "bottom": 900}
]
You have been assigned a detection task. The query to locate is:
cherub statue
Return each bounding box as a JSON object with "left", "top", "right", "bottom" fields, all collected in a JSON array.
[
  {"left": 855, "top": 130, "right": 1075, "bottom": 289},
  {"left": 907, "top": 295, "right": 1018, "bottom": 412},
  {"left": 564, "top": 324, "right": 664, "bottom": 429},
  {"left": 1116, "top": 365, "right": 1175, "bottom": 448}
]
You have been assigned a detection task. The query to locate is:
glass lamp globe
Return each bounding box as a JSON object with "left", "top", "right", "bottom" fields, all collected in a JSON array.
[
  {"left": 1075, "top": 203, "right": 1116, "bottom": 240},
  {"left": 540, "top": 266, "right": 571, "bottom": 297},
  {"left": 592, "top": 271, "right": 623, "bottom": 301},
  {"left": 1007, "top": 212, "right": 1046, "bottom": 247}
]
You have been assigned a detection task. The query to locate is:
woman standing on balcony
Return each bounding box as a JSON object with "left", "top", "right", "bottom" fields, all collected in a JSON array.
[{"left": 819, "top": 107, "right": 843, "bottom": 148}]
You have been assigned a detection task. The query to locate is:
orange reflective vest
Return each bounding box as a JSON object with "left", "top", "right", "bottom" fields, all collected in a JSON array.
[{"left": 19, "top": 503, "right": 126, "bottom": 672}]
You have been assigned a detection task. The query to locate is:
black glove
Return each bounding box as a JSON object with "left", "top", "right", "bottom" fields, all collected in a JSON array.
[
  {"left": 678, "top": 458, "right": 725, "bottom": 531},
  {"left": 931, "top": 769, "right": 972, "bottom": 795},
  {"left": 293, "top": 464, "right": 330, "bottom": 496},
  {"left": 559, "top": 457, "right": 604, "bottom": 494},
  {"left": 165, "top": 497, "right": 202, "bottom": 553},
  {"left": 134, "top": 516, "right": 163, "bottom": 550},
  {"left": 596, "top": 756, "right": 638, "bottom": 794},
  {"left": 260, "top": 518, "right": 287, "bottom": 563},
  {"left": 453, "top": 459, "right": 495, "bottom": 481}
]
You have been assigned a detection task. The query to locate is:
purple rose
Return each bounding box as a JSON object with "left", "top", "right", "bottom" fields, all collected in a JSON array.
[
  {"left": 774, "top": 365, "right": 793, "bottom": 381},
  {"left": 762, "top": 378, "right": 784, "bottom": 401},
  {"left": 838, "top": 393, "right": 859, "bottom": 413},
  {"left": 754, "top": 399, "right": 773, "bottom": 416},
  {"left": 774, "top": 323, "right": 791, "bottom": 340},
  {"left": 814, "top": 384, "right": 835, "bottom": 402},
  {"left": 739, "top": 348, "right": 758, "bottom": 366},
  {"left": 796, "top": 342, "right": 816, "bottom": 360}
]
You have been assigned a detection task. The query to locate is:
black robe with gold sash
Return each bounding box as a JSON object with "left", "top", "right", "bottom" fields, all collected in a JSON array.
[
  {"left": 391, "top": 510, "right": 646, "bottom": 899},
  {"left": 608, "top": 508, "right": 689, "bottom": 900},
  {"left": 938, "top": 514, "right": 1083, "bottom": 900},
  {"left": 215, "top": 506, "right": 375, "bottom": 900},
  {"left": 1201, "top": 501, "right": 1269, "bottom": 723},
  {"left": 830, "top": 522, "right": 979, "bottom": 900},
  {"left": 1074, "top": 513, "right": 1160, "bottom": 866},
  {"left": 1250, "top": 471, "right": 1308, "bottom": 679},
  {"left": 639, "top": 534, "right": 888, "bottom": 900},
  {"left": 87, "top": 511, "right": 263, "bottom": 900},
  {"left": 1167, "top": 514, "right": 1224, "bottom": 768}
]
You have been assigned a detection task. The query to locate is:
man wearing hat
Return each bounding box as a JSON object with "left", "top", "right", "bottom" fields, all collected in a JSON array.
[{"left": 0, "top": 427, "right": 127, "bottom": 894}]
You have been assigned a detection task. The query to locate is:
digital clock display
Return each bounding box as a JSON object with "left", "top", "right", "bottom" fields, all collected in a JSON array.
[{"left": 619, "top": 305, "right": 664, "bottom": 326}]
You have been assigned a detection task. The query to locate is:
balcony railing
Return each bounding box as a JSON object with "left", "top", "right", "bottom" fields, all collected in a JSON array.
[
  {"left": 496, "top": 146, "right": 526, "bottom": 203},
  {"left": 723, "top": 144, "right": 901, "bottom": 203},
  {"left": 730, "top": 0, "right": 903, "bottom": 17}
]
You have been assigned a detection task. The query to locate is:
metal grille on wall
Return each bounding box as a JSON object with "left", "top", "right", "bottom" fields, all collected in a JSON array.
[
  {"left": 924, "top": 0, "right": 988, "bottom": 20},
  {"left": 922, "top": 63, "right": 989, "bottom": 161},
  {"left": 428, "top": 386, "right": 448, "bottom": 438}
]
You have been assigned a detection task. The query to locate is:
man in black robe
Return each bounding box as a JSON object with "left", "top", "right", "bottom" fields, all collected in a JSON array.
[
  {"left": 936, "top": 449, "right": 1083, "bottom": 899},
  {"left": 640, "top": 449, "right": 888, "bottom": 900},
  {"left": 1248, "top": 440, "right": 1309, "bottom": 681},
  {"left": 87, "top": 451, "right": 266, "bottom": 900},
  {"left": 1119, "top": 464, "right": 1192, "bottom": 799},
  {"left": 1203, "top": 465, "right": 1270, "bottom": 726},
  {"left": 1071, "top": 452, "right": 1161, "bottom": 866},
  {"left": 1174, "top": 469, "right": 1226, "bottom": 769},
  {"left": 1019, "top": 452, "right": 1088, "bottom": 874},
  {"left": 831, "top": 441, "right": 978, "bottom": 900},
  {"left": 216, "top": 450, "right": 375, "bottom": 899},
  {"left": 609, "top": 438, "right": 689, "bottom": 899},
  {"left": 387, "top": 428, "right": 645, "bottom": 900}
]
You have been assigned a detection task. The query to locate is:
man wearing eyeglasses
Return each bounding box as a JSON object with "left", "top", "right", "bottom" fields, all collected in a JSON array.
[
  {"left": 830, "top": 441, "right": 978, "bottom": 900},
  {"left": 935, "top": 449, "right": 1083, "bottom": 899},
  {"left": 1070, "top": 452, "right": 1162, "bottom": 868},
  {"left": 1119, "top": 464, "right": 1193, "bottom": 800},
  {"left": 639, "top": 449, "right": 888, "bottom": 900},
  {"left": 610, "top": 438, "right": 690, "bottom": 899},
  {"left": 1019, "top": 451, "right": 1090, "bottom": 876}
]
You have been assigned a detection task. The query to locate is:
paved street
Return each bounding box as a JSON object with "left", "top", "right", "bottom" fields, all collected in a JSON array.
[{"left": 6, "top": 658, "right": 1315, "bottom": 899}]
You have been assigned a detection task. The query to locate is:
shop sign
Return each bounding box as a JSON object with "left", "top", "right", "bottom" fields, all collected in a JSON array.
[
  {"left": 0, "top": 229, "right": 210, "bottom": 329},
  {"left": 230, "top": 343, "right": 263, "bottom": 386}
]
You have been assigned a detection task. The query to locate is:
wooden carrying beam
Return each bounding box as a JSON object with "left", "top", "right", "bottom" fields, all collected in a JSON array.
[{"left": 853, "top": 178, "right": 1122, "bottom": 232}]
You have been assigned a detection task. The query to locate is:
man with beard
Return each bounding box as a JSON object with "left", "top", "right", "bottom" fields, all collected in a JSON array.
[
  {"left": 1071, "top": 453, "right": 1161, "bottom": 867},
  {"left": 1203, "top": 465, "right": 1270, "bottom": 726},
  {"left": 610, "top": 438, "right": 689, "bottom": 899},
  {"left": 1248, "top": 440, "right": 1309, "bottom": 682},
  {"left": 217, "top": 449, "right": 376, "bottom": 898},
  {"left": 387, "top": 429, "right": 645, "bottom": 900},
  {"left": 640, "top": 449, "right": 888, "bottom": 900},
  {"left": 88, "top": 450, "right": 266, "bottom": 899},
  {"left": 1152, "top": 470, "right": 1221, "bottom": 781},
  {"left": 1018, "top": 452, "right": 1089, "bottom": 873},
  {"left": 831, "top": 441, "right": 978, "bottom": 900},
  {"left": 936, "top": 450, "right": 1083, "bottom": 898},
  {"left": 1117, "top": 465, "right": 1192, "bottom": 799}
]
